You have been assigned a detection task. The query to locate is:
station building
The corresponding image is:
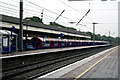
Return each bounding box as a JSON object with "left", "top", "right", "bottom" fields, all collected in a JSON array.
[
  {"left": 0, "top": 14, "right": 91, "bottom": 53},
  {"left": 0, "top": 14, "right": 90, "bottom": 39}
]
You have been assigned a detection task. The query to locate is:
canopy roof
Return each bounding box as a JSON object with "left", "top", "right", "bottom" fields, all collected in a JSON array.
[{"left": 0, "top": 30, "right": 17, "bottom": 35}]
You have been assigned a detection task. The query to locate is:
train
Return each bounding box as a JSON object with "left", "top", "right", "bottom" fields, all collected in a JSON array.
[{"left": 23, "top": 37, "right": 109, "bottom": 50}]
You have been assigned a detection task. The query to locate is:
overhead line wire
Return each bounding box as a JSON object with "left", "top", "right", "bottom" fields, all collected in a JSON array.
[
  {"left": 0, "top": 5, "right": 18, "bottom": 11},
  {"left": 0, "top": 10, "right": 18, "bottom": 16},
  {"left": 24, "top": 4, "right": 43, "bottom": 11},
  {"left": 25, "top": 0, "right": 75, "bottom": 22},
  {"left": 57, "top": 0, "right": 93, "bottom": 22},
  {"left": 0, "top": 1, "right": 18, "bottom": 7}
]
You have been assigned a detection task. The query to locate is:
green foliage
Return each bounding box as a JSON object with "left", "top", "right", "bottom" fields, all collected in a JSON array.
[
  {"left": 68, "top": 27, "right": 76, "bottom": 31},
  {"left": 24, "top": 16, "right": 43, "bottom": 23},
  {"left": 85, "top": 31, "right": 120, "bottom": 45},
  {"left": 50, "top": 22, "right": 76, "bottom": 31}
]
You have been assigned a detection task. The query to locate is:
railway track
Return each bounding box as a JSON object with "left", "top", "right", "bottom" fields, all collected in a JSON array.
[{"left": 2, "top": 46, "right": 113, "bottom": 80}]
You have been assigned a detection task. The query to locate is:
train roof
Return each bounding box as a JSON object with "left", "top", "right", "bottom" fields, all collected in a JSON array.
[{"left": 30, "top": 37, "right": 108, "bottom": 43}]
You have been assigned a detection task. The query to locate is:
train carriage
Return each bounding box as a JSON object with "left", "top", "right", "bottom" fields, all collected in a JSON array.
[
  {"left": 49, "top": 38, "right": 55, "bottom": 48},
  {"left": 29, "top": 37, "right": 109, "bottom": 50}
]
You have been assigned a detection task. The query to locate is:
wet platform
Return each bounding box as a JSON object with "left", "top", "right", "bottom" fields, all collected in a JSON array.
[
  {"left": 37, "top": 46, "right": 118, "bottom": 79},
  {"left": 0, "top": 45, "right": 108, "bottom": 59}
]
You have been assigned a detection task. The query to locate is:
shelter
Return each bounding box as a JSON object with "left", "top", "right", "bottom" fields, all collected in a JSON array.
[{"left": 0, "top": 30, "right": 17, "bottom": 53}]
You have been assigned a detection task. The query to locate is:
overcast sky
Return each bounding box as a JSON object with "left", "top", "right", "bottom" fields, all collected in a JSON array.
[{"left": 0, "top": 0, "right": 119, "bottom": 37}]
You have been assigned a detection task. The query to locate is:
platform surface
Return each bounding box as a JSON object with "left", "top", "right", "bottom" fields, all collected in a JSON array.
[
  {"left": 36, "top": 46, "right": 118, "bottom": 79},
  {"left": 0, "top": 45, "right": 108, "bottom": 59}
]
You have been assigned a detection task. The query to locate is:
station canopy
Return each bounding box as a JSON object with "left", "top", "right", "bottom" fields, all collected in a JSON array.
[{"left": 0, "top": 30, "right": 17, "bottom": 35}]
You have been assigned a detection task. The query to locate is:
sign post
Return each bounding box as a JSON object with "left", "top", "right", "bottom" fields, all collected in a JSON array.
[{"left": 11, "top": 26, "right": 15, "bottom": 53}]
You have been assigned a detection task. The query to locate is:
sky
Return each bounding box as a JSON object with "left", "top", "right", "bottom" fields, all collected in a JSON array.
[{"left": 0, "top": 0, "right": 119, "bottom": 37}]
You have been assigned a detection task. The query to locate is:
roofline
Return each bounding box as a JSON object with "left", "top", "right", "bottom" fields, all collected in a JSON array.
[{"left": 0, "top": 14, "right": 90, "bottom": 38}]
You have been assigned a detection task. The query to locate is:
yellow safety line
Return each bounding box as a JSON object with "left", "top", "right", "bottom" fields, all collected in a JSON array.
[{"left": 74, "top": 47, "right": 118, "bottom": 80}]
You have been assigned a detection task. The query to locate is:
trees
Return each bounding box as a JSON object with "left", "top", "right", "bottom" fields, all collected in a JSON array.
[
  {"left": 24, "top": 16, "right": 43, "bottom": 23},
  {"left": 50, "top": 22, "right": 76, "bottom": 30},
  {"left": 24, "top": 16, "right": 76, "bottom": 31},
  {"left": 85, "top": 31, "right": 120, "bottom": 45}
]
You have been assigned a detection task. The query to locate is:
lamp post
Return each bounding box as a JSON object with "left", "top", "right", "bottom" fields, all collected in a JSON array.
[
  {"left": 68, "top": 28, "right": 69, "bottom": 39},
  {"left": 109, "top": 31, "right": 111, "bottom": 44},
  {"left": 58, "top": 27, "right": 61, "bottom": 39},
  {"left": 92, "top": 22, "right": 98, "bottom": 45},
  {"left": 19, "top": 0, "right": 23, "bottom": 51},
  {"left": 26, "top": 19, "right": 30, "bottom": 50}
]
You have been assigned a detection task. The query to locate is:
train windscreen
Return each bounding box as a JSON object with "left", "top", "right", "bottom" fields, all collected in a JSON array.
[{"left": 31, "top": 37, "right": 42, "bottom": 49}]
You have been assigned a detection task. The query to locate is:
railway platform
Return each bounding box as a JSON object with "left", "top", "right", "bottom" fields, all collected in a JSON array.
[
  {"left": 0, "top": 45, "right": 108, "bottom": 59},
  {"left": 37, "top": 46, "right": 119, "bottom": 79}
]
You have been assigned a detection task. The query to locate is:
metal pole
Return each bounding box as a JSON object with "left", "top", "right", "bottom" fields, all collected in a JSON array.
[
  {"left": 68, "top": 28, "right": 69, "bottom": 39},
  {"left": 93, "top": 23, "right": 95, "bottom": 45},
  {"left": 109, "top": 31, "right": 110, "bottom": 44},
  {"left": 11, "top": 30, "right": 12, "bottom": 53},
  {"left": 92, "top": 22, "right": 98, "bottom": 45},
  {"left": 58, "top": 27, "right": 60, "bottom": 39},
  {"left": 41, "top": 9, "right": 44, "bottom": 23},
  {"left": 19, "top": 0, "right": 23, "bottom": 51},
  {"left": 26, "top": 20, "right": 28, "bottom": 51},
  {"left": 76, "top": 9, "right": 90, "bottom": 26},
  {"left": 54, "top": 10, "right": 65, "bottom": 22}
]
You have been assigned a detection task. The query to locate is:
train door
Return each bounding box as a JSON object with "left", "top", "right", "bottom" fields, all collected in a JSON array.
[
  {"left": 50, "top": 40, "right": 55, "bottom": 48},
  {"left": 64, "top": 41, "right": 67, "bottom": 47},
  {"left": 54, "top": 41, "right": 58, "bottom": 47},
  {"left": 61, "top": 41, "right": 65, "bottom": 47},
  {"left": 58, "top": 41, "right": 62, "bottom": 47},
  {"left": 69, "top": 42, "right": 71, "bottom": 47},
  {"left": 44, "top": 40, "right": 50, "bottom": 48}
]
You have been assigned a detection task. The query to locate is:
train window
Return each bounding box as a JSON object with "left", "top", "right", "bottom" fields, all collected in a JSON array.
[
  {"left": 46, "top": 41, "right": 50, "bottom": 44},
  {"left": 55, "top": 41, "right": 57, "bottom": 43},
  {"left": 58, "top": 41, "right": 61, "bottom": 44},
  {"left": 31, "top": 38, "right": 42, "bottom": 48}
]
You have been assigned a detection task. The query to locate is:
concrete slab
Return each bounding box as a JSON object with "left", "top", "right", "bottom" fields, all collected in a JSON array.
[
  {"left": 80, "top": 47, "right": 118, "bottom": 78},
  {"left": 35, "top": 46, "right": 118, "bottom": 79}
]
